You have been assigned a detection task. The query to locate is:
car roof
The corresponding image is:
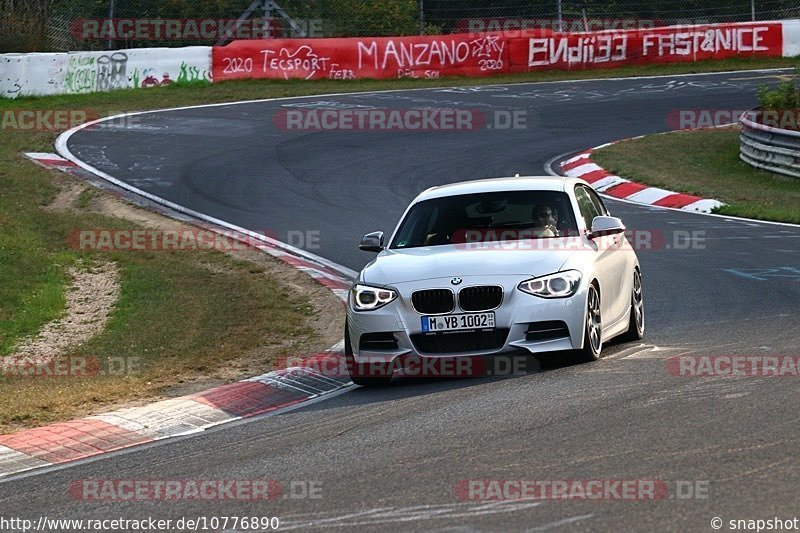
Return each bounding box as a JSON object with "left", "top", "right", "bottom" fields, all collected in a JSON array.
[{"left": 413, "top": 176, "right": 583, "bottom": 203}]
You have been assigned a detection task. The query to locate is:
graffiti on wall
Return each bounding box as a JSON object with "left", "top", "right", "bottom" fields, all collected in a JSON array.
[
  {"left": 1, "top": 47, "right": 211, "bottom": 98},
  {"left": 137, "top": 68, "right": 172, "bottom": 87},
  {"left": 256, "top": 45, "right": 333, "bottom": 79},
  {"left": 64, "top": 56, "right": 97, "bottom": 93},
  {"left": 96, "top": 52, "right": 129, "bottom": 91},
  {"left": 356, "top": 35, "right": 505, "bottom": 77},
  {"left": 527, "top": 26, "right": 772, "bottom": 67},
  {"left": 64, "top": 53, "right": 130, "bottom": 93},
  {"left": 176, "top": 61, "right": 211, "bottom": 83},
  {"left": 60, "top": 52, "right": 209, "bottom": 94},
  {"left": 6, "top": 82, "right": 22, "bottom": 95},
  {"left": 132, "top": 61, "right": 210, "bottom": 87}
]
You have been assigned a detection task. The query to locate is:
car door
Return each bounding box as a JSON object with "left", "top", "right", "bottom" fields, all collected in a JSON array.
[
  {"left": 584, "top": 185, "right": 632, "bottom": 328},
  {"left": 574, "top": 185, "right": 616, "bottom": 333}
]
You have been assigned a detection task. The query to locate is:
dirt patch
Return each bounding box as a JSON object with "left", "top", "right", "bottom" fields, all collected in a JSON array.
[
  {"left": 6, "top": 176, "right": 122, "bottom": 366},
  {"left": 8, "top": 260, "right": 121, "bottom": 363},
  {"left": 72, "top": 174, "right": 344, "bottom": 395},
  {"left": 43, "top": 175, "right": 86, "bottom": 212}
]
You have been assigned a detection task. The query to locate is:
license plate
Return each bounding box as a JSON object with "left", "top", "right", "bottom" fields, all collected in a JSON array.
[{"left": 421, "top": 312, "right": 495, "bottom": 333}]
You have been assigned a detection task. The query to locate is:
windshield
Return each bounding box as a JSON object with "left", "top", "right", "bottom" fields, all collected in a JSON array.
[{"left": 390, "top": 191, "right": 579, "bottom": 249}]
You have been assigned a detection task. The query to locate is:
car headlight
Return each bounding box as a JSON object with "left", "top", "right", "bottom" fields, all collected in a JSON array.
[
  {"left": 350, "top": 284, "right": 397, "bottom": 311},
  {"left": 518, "top": 270, "right": 582, "bottom": 298}
]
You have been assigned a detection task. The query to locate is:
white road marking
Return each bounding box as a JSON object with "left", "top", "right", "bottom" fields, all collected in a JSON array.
[
  {"left": 527, "top": 513, "right": 595, "bottom": 531},
  {"left": 278, "top": 501, "right": 548, "bottom": 530}
]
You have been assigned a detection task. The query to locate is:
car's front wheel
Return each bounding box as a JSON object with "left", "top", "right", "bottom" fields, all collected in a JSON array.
[
  {"left": 344, "top": 320, "right": 392, "bottom": 387},
  {"left": 574, "top": 283, "right": 602, "bottom": 363}
]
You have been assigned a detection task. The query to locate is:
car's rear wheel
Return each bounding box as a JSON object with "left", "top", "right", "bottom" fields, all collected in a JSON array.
[
  {"left": 619, "top": 269, "right": 644, "bottom": 342},
  {"left": 574, "top": 283, "right": 602, "bottom": 363},
  {"left": 344, "top": 320, "right": 392, "bottom": 387}
]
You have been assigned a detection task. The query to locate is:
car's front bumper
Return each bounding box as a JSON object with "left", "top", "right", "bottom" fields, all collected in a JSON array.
[{"left": 346, "top": 274, "right": 588, "bottom": 365}]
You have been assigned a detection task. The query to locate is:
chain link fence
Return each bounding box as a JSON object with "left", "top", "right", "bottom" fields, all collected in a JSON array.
[{"left": 3, "top": 0, "right": 800, "bottom": 53}]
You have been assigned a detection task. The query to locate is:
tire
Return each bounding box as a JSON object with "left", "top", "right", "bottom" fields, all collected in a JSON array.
[
  {"left": 574, "top": 283, "right": 602, "bottom": 363},
  {"left": 344, "top": 320, "right": 392, "bottom": 387},
  {"left": 618, "top": 269, "right": 644, "bottom": 343}
]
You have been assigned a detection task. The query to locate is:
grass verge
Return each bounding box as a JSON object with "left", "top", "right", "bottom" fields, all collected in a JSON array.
[
  {"left": 0, "top": 55, "right": 796, "bottom": 432},
  {"left": 0, "top": 147, "right": 338, "bottom": 433},
  {"left": 0, "top": 171, "right": 332, "bottom": 432},
  {"left": 592, "top": 128, "right": 800, "bottom": 224}
]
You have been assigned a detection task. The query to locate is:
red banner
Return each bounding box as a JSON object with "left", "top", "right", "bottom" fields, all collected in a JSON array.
[
  {"left": 212, "top": 22, "right": 783, "bottom": 83},
  {"left": 213, "top": 33, "right": 512, "bottom": 81},
  {"left": 512, "top": 23, "right": 783, "bottom": 71}
]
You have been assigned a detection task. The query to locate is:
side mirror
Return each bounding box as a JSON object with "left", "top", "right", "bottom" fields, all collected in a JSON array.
[
  {"left": 590, "top": 216, "right": 625, "bottom": 239},
  {"left": 359, "top": 231, "right": 384, "bottom": 252}
]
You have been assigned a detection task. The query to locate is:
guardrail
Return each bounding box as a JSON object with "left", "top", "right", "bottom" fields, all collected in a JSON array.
[{"left": 739, "top": 109, "right": 800, "bottom": 179}]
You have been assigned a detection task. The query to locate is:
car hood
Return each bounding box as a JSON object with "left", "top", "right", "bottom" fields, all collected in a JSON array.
[{"left": 361, "top": 241, "right": 586, "bottom": 286}]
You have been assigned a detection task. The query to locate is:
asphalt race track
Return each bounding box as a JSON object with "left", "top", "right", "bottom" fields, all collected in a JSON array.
[{"left": 3, "top": 70, "right": 800, "bottom": 531}]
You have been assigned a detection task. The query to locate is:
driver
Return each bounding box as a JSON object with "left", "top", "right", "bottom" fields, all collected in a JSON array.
[{"left": 532, "top": 204, "right": 559, "bottom": 237}]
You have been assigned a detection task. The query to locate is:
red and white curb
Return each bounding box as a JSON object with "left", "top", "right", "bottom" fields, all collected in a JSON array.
[
  {"left": 25, "top": 152, "right": 80, "bottom": 172},
  {"left": 560, "top": 144, "right": 725, "bottom": 213},
  {"left": 0, "top": 154, "right": 356, "bottom": 479},
  {"left": 0, "top": 344, "right": 350, "bottom": 479}
]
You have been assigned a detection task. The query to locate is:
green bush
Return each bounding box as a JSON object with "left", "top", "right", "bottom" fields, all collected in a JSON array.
[
  {"left": 754, "top": 75, "right": 800, "bottom": 131},
  {"left": 756, "top": 78, "right": 800, "bottom": 110}
]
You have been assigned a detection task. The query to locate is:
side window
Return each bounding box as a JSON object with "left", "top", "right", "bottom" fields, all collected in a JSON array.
[
  {"left": 585, "top": 186, "right": 609, "bottom": 216},
  {"left": 574, "top": 186, "right": 601, "bottom": 231}
]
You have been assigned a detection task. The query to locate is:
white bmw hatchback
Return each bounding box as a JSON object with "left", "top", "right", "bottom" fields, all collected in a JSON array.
[{"left": 345, "top": 176, "right": 644, "bottom": 386}]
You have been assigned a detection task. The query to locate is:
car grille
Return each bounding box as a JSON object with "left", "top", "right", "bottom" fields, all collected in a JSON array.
[
  {"left": 359, "top": 332, "right": 398, "bottom": 351},
  {"left": 410, "top": 329, "right": 509, "bottom": 354},
  {"left": 459, "top": 286, "right": 503, "bottom": 311},
  {"left": 525, "top": 321, "right": 570, "bottom": 342},
  {"left": 412, "top": 289, "right": 454, "bottom": 314}
]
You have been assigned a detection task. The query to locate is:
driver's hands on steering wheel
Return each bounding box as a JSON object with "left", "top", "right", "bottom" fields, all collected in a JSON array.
[
  {"left": 543, "top": 224, "right": 559, "bottom": 237},
  {"left": 532, "top": 205, "right": 560, "bottom": 237}
]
